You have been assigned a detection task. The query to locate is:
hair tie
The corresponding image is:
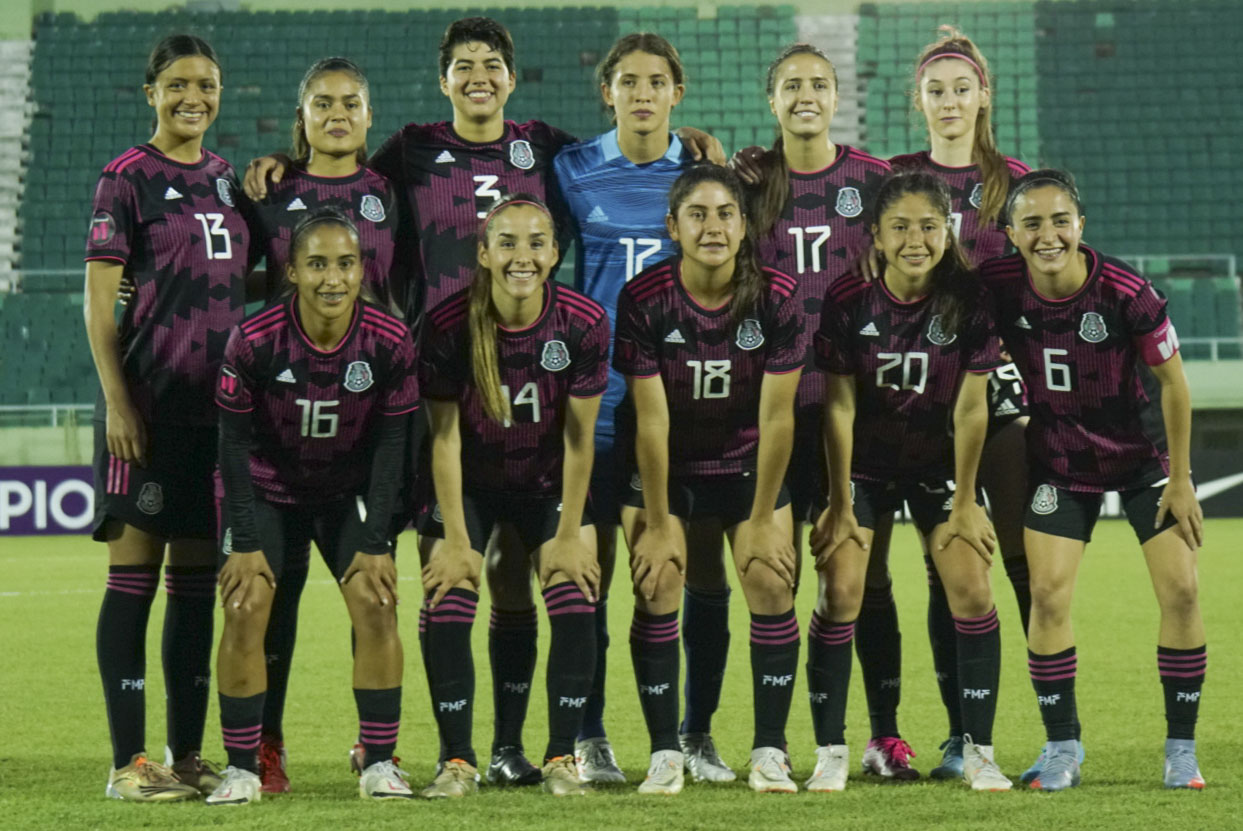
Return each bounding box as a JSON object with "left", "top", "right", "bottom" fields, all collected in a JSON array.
[{"left": 916, "top": 51, "right": 988, "bottom": 88}]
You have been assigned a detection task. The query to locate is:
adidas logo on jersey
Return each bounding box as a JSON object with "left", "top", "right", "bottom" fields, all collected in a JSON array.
[
  {"left": 435, "top": 150, "right": 455, "bottom": 164},
  {"left": 276, "top": 368, "right": 296, "bottom": 383},
  {"left": 859, "top": 321, "right": 880, "bottom": 336},
  {"left": 164, "top": 187, "right": 182, "bottom": 200},
  {"left": 286, "top": 198, "right": 307, "bottom": 211},
  {"left": 665, "top": 328, "right": 686, "bottom": 344},
  {"left": 587, "top": 205, "right": 609, "bottom": 223},
  {"left": 1016, "top": 315, "right": 1033, "bottom": 329},
  {"left": 994, "top": 398, "right": 1020, "bottom": 416}
]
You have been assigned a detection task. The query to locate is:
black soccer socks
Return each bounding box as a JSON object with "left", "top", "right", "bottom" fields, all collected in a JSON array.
[
  {"left": 1158, "top": 645, "right": 1206, "bottom": 740},
  {"left": 543, "top": 583, "right": 596, "bottom": 760},
  {"left": 489, "top": 606, "right": 537, "bottom": 751},
  {"left": 162, "top": 565, "right": 215, "bottom": 761},
  {"left": 807, "top": 613, "right": 854, "bottom": 747},
  {"left": 681, "top": 586, "right": 731, "bottom": 735},
  {"left": 856, "top": 579, "right": 903, "bottom": 739},
  {"left": 422, "top": 588, "right": 478, "bottom": 766},
  {"left": 750, "top": 609, "right": 799, "bottom": 750},
  {"left": 630, "top": 609, "right": 680, "bottom": 753},
  {"left": 1029, "top": 646, "right": 1078, "bottom": 743},
  {"left": 219, "top": 691, "right": 265, "bottom": 773},
  {"left": 953, "top": 608, "right": 1001, "bottom": 745},
  {"left": 355, "top": 686, "right": 401, "bottom": 767},
  {"left": 98, "top": 565, "right": 159, "bottom": 769}
]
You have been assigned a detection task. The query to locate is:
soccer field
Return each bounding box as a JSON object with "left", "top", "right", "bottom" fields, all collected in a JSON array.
[{"left": 2, "top": 519, "right": 1238, "bottom": 830}]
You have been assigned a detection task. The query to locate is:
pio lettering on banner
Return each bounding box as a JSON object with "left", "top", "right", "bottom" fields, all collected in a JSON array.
[{"left": 0, "top": 467, "right": 94, "bottom": 535}]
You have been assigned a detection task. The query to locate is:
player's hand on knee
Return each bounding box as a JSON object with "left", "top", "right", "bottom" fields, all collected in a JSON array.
[
  {"left": 421, "top": 541, "right": 481, "bottom": 608},
  {"left": 341, "top": 551, "right": 399, "bottom": 607},
  {"left": 242, "top": 153, "right": 290, "bottom": 201},
  {"left": 218, "top": 551, "right": 275, "bottom": 610},
  {"left": 811, "top": 505, "right": 867, "bottom": 571},
  {"left": 631, "top": 521, "right": 685, "bottom": 602},
  {"left": 1157, "top": 477, "right": 1204, "bottom": 550},
  {"left": 539, "top": 534, "right": 598, "bottom": 602},
  {"left": 735, "top": 517, "right": 796, "bottom": 588},
  {"left": 940, "top": 502, "right": 996, "bottom": 565}
]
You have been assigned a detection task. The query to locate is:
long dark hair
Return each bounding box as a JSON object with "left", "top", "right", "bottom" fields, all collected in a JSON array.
[
  {"left": 751, "top": 43, "right": 838, "bottom": 238},
  {"left": 596, "top": 32, "right": 685, "bottom": 123},
  {"left": 668, "top": 165, "right": 765, "bottom": 325},
  {"left": 145, "top": 34, "right": 219, "bottom": 131},
  {"left": 291, "top": 57, "right": 370, "bottom": 166},
  {"left": 470, "top": 194, "right": 555, "bottom": 424},
  {"left": 284, "top": 206, "right": 365, "bottom": 301},
  {"left": 871, "top": 171, "right": 976, "bottom": 336},
  {"left": 1005, "top": 168, "right": 1084, "bottom": 226},
  {"left": 913, "top": 27, "right": 1009, "bottom": 227}
]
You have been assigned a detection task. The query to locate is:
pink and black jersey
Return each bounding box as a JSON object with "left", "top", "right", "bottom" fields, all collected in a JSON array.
[
  {"left": 753, "top": 145, "right": 890, "bottom": 418},
  {"left": 614, "top": 261, "right": 804, "bottom": 479},
  {"left": 86, "top": 144, "right": 254, "bottom": 426},
  {"left": 816, "top": 272, "right": 1002, "bottom": 481},
  {"left": 421, "top": 282, "right": 609, "bottom": 494},
  {"left": 981, "top": 247, "right": 1175, "bottom": 493},
  {"left": 889, "top": 151, "right": 1030, "bottom": 265},
  {"left": 369, "top": 120, "right": 576, "bottom": 317},
  {"left": 216, "top": 297, "right": 419, "bottom": 505},
  {"left": 250, "top": 166, "right": 398, "bottom": 307}
]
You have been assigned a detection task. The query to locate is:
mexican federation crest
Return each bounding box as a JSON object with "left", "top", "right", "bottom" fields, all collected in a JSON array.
[
  {"left": 509, "top": 139, "right": 535, "bottom": 170},
  {"left": 359, "top": 194, "right": 386, "bottom": 222},
  {"left": 216, "top": 178, "right": 235, "bottom": 207},
  {"left": 1079, "top": 312, "right": 1108, "bottom": 343},
  {"left": 835, "top": 186, "right": 863, "bottom": 218},
  {"left": 736, "top": 319, "right": 764, "bottom": 350},
  {"left": 926, "top": 314, "right": 957, "bottom": 346},
  {"left": 541, "top": 340, "right": 570, "bottom": 371},
  {"left": 137, "top": 482, "right": 164, "bottom": 515},
  {"left": 1031, "top": 484, "right": 1058, "bottom": 515},
  {"left": 969, "top": 182, "right": 984, "bottom": 209},
  {"left": 344, "top": 360, "right": 374, "bottom": 392}
]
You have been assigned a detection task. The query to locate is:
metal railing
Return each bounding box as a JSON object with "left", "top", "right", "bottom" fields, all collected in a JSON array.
[{"left": 0, "top": 403, "right": 93, "bottom": 427}]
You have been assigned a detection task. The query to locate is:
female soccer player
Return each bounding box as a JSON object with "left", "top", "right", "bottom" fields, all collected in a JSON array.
[
  {"left": 417, "top": 196, "right": 609, "bottom": 798},
  {"left": 245, "top": 55, "right": 399, "bottom": 794},
  {"left": 983, "top": 170, "right": 1205, "bottom": 791},
  {"left": 209, "top": 208, "right": 418, "bottom": 805},
  {"left": 614, "top": 165, "right": 804, "bottom": 795},
  {"left": 84, "top": 34, "right": 250, "bottom": 801},
  {"left": 807, "top": 171, "right": 1010, "bottom": 793}
]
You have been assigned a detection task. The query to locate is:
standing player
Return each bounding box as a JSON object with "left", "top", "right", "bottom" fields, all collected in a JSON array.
[
  {"left": 807, "top": 172, "right": 1010, "bottom": 793},
  {"left": 244, "top": 55, "right": 398, "bottom": 794},
  {"left": 614, "top": 165, "right": 805, "bottom": 795},
  {"left": 984, "top": 170, "right": 1205, "bottom": 791},
  {"left": 209, "top": 208, "right": 418, "bottom": 805},
  {"left": 418, "top": 195, "right": 608, "bottom": 798},
  {"left": 84, "top": 34, "right": 250, "bottom": 801}
]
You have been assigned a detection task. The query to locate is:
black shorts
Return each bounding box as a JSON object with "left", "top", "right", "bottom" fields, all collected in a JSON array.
[
  {"left": 850, "top": 476, "right": 981, "bottom": 538},
  {"left": 622, "top": 470, "right": 793, "bottom": 530},
  {"left": 1024, "top": 479, "right": 1178, "bottom": 544},
  {"left": 986, "top": 362, "right": 1029, "bottom": 441},
  {"left": 418, "top": 488, "right": 595, "bottom": 554},
  {"left": 589, "top": 439, "right": 627, "bottom": 528},
  {"left": 218, "top": 494, "right": 387, "bottom": 582},
  {"left": 786, "top": 410, "right": 828, "bottom": 524},
  {"left": 91, "top": 420, "right": 217, "bottom": 541}
]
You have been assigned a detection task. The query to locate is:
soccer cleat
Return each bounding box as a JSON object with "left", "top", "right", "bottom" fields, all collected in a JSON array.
[
  {"left": 1020, "top": 739, "right": 1085, "bottom": 784},
  {"left": 575, "top": 737, "right": 626, "bottom": 784},
  {"left": 205, "top": 766, "right": 262, "bottom": 806},
  {"left": 257, "top": 735, "right": 290, "bottom": 794},
  {"left": 679, "top": 733, "right": 736, "bottom": 783},
  {"left": 748, "top": 746, "right": 798, "bottom": 793},
  {"left": 106, "top": 753, "right": 200, "bottom": 802},
  {"left": 1163, "top": 739, "right": 1205, "bottom": 790},
  {"left": 486, "top": 745, "right": 543, "bottom": 786},
  {"left": 1030, "top": 740, "right": 1081, "bottom": 792},
  {"left": 862, "top": 737, "right": 920, "bottom": 781},
  {"left": 420, "top": 759, "right": 479, "bottom": 799},
  {"left": 638, "top": 750, "right": 685, "bottom": 795},
  {"left": 167, "top": 750, "right": 223, "bottom": 796},
  {"left": 929, "top": 736, "right": 965, "bottom": 780},
  {"left": 542, "top": 755, "right": 590, "bottom": 797},
  {"left": 805, "top": 745, "right": 849, "bottom": 792},
  {"left": 962, "top": 737, "right": 1012, "bottom": 791},
  {"left": 359, "top": 759, "right": 416, "bottom": 800}
]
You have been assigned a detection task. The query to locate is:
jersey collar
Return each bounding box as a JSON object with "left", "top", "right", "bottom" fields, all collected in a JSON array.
[{"left": 601, "top": 128, "right": 684, "bottom": 165}]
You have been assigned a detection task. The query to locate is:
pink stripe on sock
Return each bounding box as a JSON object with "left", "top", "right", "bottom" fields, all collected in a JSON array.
[
  {"left": 542, "top": 584, "right": 583, "bottom": 603},
  {"left": 360, "top": 727, "right": 400, "bottom": 740},
  {"left": 548, "top": 604, "right": 596, "bottom": 616},
  {"left": 1158, "top": 669, "right": 1206, "bottom": 679},
  {"left": 953, "top": 609, "right": 999, "bottom": 635},
  {"left": 106, "top": 582, "right": 158, "bottom": 597}
]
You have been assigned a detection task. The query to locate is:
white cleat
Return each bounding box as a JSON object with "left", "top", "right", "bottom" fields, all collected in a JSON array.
[
  {"left": 805, "top": 745, "right": 849, "bottom": 792},
  {"left": 205, "top": 766, "right": 262, "bottom": 806},
  {"left": 748, "top": 746, "right": 797, "bottom": 793},
  {"left": 679, "top": 733, "right": 736, "bottom": 783},
  {"left": 638, "top": 750, "right": 685, "bottom": 795},
  {"left": 962, "top": 738, "right": 1012, "bottom": 792},
  {"left": 359, "top": 759, "right": 416, "bottom": 800},
  {"left": 575, "top": 737, "right": 626, "bottom": 784}
]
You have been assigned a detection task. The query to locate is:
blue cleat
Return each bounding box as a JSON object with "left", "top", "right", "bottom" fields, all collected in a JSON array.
[
  {"left": 929, "top": 736, "right": 965, "bottom": 780},
  {"left": 1163, "top": 739, "right": 1205, "bottom": 790},
  {"left": 1020, "top": 739, "right": 1084, "bottom": 784},
  {"left": 1030, "top": 741, "right": 1081, "bottom": 792}
]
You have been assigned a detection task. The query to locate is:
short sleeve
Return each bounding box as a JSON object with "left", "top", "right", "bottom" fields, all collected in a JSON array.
[
  {"left": 612, "top": 289, "right": 660, "bottom": 378},
  {"left": 216, "top": 328, "right": 256, "bottom": 413},
  {"left": 419, "top": 323, "right": 466, "bottom": 400},
  {"left": 763, "top": 293, "right": 806, "bottom": 374},
  {"left": 1127, "top": 282, "right": 1179, "bottom": 366},
  {"left": 368, "top": 127, "right": 406, "bottom": 189},
  {"left": 569, "top": 314, "right": 610, "bottom": 398},
  {"left": 381, "top": 336, "right": 421, "bottom": 415},
  {"left": 85, "top": 170, "right": 137, "bottom": 263},
  {"left": 815, "top": 290, "right": 856, "bottom": 375}
]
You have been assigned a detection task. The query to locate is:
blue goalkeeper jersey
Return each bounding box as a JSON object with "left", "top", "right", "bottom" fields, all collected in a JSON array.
[{"left": 554, "top": 129, "right": 689, "bottom": 442}]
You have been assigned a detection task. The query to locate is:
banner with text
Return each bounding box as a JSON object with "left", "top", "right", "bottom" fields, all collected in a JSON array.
[{"left": 1, "top": 466, "right": 94, "bottom": 535}]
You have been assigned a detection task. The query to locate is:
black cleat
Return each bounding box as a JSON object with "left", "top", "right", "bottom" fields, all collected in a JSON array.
[{"left": 486, "top": 746, "right": 543, "bottom": 786}]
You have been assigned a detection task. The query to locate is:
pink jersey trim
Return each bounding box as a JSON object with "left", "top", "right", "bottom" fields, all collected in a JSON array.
[
  {"left": 217, "top": 402, "right": 254, "bottom": 414},
  {"left": 569, "top": 390, "right": 606, "bottom": 399},
  {"left": 766, "top": 268, "right": 798, "bottom": 299},
  {"left": 84, "top": 255, "right": 127, "bottom": 264},
  {"left": 361, "top": 321, "right": 406, "bottom": 345},
  {"left": 104, "top": 147, "right": 145, "bottom": 174},
  {"left": 629, "top": 265, "right": 677, "bottom": 304},
  {"left": 878, "top": 275, "right": 930, "bottom": 306},
  {"left": 764, "top": 366, "right": 802, "bottom": 375},
  {"left": 382, "top": 404, "right": 420, "bottom": 416},
  {"left": 627, "top": 371, "right": 661, "bottom": 379}
]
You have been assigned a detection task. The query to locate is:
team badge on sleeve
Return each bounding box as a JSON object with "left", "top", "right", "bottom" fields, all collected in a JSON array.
[
  {"left": 736, "top": 319, "right": 765, "bottom": 350},
  {"left": 218, "top": 366, "right": 240, "bottom": 399},
  {"left": 1031, "top": 484, "right": 1059, "bottom": 515},
  {"left": 541, "top": 340, "right": 570, "bottom": 371},
  {"left": 509, "top": 140, "right": 535, "bottom": 170},
  {"left": 1079, "top": 312, "right": 1108, "bottom": 343},
  {"left": 360, "top": 194, "right": 386, "bottom": 222},
  {"left": 89, "top": 211, "right": 116, "bottom": 244},
  {"left": 216, "top": 178, "right": 236, "bottom": 207},
  {"left": 835, "top": 186, "right": 863, "bottom": 218},
  {"left": 137, "top": 482, "right": 164, "bottom": 515},
  {"left": 926, "top": 315, "right": 957, "bottom": 346},
  {"left": 344, "top": 360, "right": 374, "bottom": 392},
  {"left": 969, "top": 182, "right": 984, "bottom": 209}
]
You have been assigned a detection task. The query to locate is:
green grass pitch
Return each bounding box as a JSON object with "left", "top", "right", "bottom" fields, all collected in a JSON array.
[{"left": 1, "top": 519, "right": 1238, "bottom": 829}]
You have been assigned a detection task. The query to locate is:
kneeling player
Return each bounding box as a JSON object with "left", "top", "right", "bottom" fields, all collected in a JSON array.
[{"left": 209, "top": 209, "right": 418, "bottom": 804}]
